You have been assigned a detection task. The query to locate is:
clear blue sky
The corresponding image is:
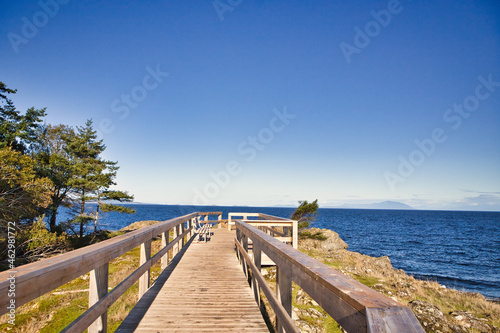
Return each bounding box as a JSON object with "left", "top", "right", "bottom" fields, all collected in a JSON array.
[{"left": 1, "top": 0, "right": 499, "bottom": 211}]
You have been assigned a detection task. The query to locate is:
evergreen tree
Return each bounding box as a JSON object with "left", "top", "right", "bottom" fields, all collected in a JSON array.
[
  {"left": 0, "top": 82, "right": 53, "bottom": 223},
  {"left": 65, "top": 119, "right": 134, "bottom": 236},
  {"left": 291, "top": 199, "right": 319, "bottom": 229},
  {"left": 0, "top": 81, "right": 46, "bottom": 154},
  {"left": 32, "top": 124, "right": 76, "bottom": 231},
  {"left": 0, "top": 147, "right": 53, "bottom": 223}
]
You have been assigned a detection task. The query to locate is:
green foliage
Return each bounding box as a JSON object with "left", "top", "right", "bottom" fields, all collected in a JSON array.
[
  {"left": 0, "top": 147, "right": 53, "bottom": 222},
  {"left": 291, "top": 199, "right": 319, "bottom": 230},
  {"left": 0, "top": 81, "right": 46, "bottom": 153},
  {"left": 14, "top": 217, "right": 69, "bottom": 262},
  {"left": 64, "top": 119, "right": 135, "bottom": 236},
  {"left": 33, "top": 124, "right": 76, "bottom": 231},
  {"left": 299, "top": 230, "right": 328, "bottom": 241},
  {"left": 0, "top": 81, "right": 134, "bottom": 239}
]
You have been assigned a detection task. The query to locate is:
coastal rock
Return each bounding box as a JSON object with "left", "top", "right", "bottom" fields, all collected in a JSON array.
[
  {"left": 294, "top": 228, "right": 500, "bottom": 333},
  {"left": 450, "top": 311, "right": 498, "bottom": 332},
  {"left": 300, "top": 228, "right": 348, "bottom": 252},
  {"left": 408, "top": 300, "right": 452, "bottom": 332}
]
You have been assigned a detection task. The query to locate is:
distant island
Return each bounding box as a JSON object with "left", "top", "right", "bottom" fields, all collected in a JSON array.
[
  {"left": 337, "top": 201, "right": 414, "bottom": 210},
  {"left": 273, "top": 201, "right": 415, "bottom": 210}
]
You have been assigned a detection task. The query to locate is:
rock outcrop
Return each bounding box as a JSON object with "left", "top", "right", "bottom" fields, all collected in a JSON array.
[
  {"left": 293, "top": 228, "right": 500, "bottom": 333},
  {"left": 300, "top": 228, "right": 348, "bottom": 252}
]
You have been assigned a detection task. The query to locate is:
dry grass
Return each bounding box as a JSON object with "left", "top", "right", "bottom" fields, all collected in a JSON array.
[
  {"left": 0, "top": 221, "right": 172, "bottom": 332},
  {"left": 299, "top": 238, "right": 500, "bottom": 331}
]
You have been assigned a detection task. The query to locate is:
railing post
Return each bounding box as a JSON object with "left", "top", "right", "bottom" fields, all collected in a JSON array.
[
  {"left": 218, "top": 213, "right": 222, "bottom": 228},
  {"left": 236, "top": 228, "right": 241, "bottom": 262},
  {"left": 180, "top": 222, "right": 185, "bottom": 248},
  {"left": 161, "top": 229, "right": 170, "bottom": 270},
  {"left": 139, "top": 239, "right": 151, "bottom": 299},
  {"left": 253, "top": 241, "right": 261, "bottom": 307},
  {"left": 276, "top": 266, "right": 292, "bottom": 333},
  {"left": 242, "top": 233, "right": 249, "bottom": 279},
  {"left": 88, "top": 263, "right": 108, "bottom": 333},
  {"left": 173, "top": 224, "right": 179, "bottom": 256},
  {"left": 292, "top": 220, "right": 298, "bottom": 249}
]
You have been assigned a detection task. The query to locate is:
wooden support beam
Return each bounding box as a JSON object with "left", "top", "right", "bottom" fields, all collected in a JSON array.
[
  {"left": 62, "top": 228, "right": 191, "bottom": 333},
  {"left": 0, "top": 212, "right": 198, "bottom": 316},
  {"left": 234, "top": 238, "right": 299, "bottom": 333},
  {"left": 236, "top": 221, "right": 424, "bottom": 333},
  {"left": 292, "top": 220, "right": 298, "bottom": 249},
  {"left": 242, "top": 234, "right": 249, "bottom": 279},
  {"left": 173, "top": 225, "right": 179, "bottom": 257},
  {"left": 276, "top": 266, "right": 292, "bottom": 333},
  {"left": 89, "top": 263, "right": 108, "bottom": 333},
  {"left": 253, "top": 242, "right": 262, "bottom": 307},
  {"left": 180, "top": 224, "right": 185, "bottom": 248},
  {"left": 138, "top": 239, "right": 151, "bottom": 299},
  {"left": 161, "top": 230, "right": 170, "bottom": 270}
]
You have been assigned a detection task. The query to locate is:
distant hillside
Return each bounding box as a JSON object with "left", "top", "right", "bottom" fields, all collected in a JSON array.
[{"left": 339, "top": 201, "right": 414, "bottom": 210}]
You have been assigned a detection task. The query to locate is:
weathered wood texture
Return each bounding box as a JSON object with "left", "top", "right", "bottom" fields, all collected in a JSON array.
[
  {"left": 0, "top": 213, "right": 197, "bottom": 316},
  {"left": 235, "top": 238, "right": 299, "bottom": 333},
  {"left": 61, "top": 228, "right": 193, "bottom": 333},
  {"left": 117, "top": 228, "right": 268, "bottom": 332},
  {"left": 236, "top": 220, "right": 425, "bottom": 333}
]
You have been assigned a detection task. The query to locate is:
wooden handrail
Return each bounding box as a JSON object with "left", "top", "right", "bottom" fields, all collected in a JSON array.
[
  {"left": 61, "top": 227, "right": 192, "bottom": 333},
  {"left": 235, "top": 237, "right": 300, "bottom": 333},
  {"left": 0, "top": 212, "right": 212, "bottom": 332},
  {"left": 235, "top": 220, "right": 424, "bottom": 333},
  {"left": 261, "top": 226, "right": 286, "bottom": 237},
  {"left": 197, "top": 211, "right": 222, "bottom": 216}
]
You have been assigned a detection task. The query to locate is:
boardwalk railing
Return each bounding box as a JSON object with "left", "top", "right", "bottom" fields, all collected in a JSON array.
[
  {"left": 234, "top": 219, "right": 425, "bottom": 333},
  {"left": 0, "top": 212, "right": 220, "bottom": 333}
]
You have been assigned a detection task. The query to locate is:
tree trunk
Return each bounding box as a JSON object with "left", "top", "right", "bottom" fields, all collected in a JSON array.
[
  {"left": 94, "top": 201, "right": 100, "bottom": 234},
  {"left": 49, "top": 207, "right": 58, "bottom": 232},
  {"left": 79, "top": 189, "right": 86, "bottom": 238}
]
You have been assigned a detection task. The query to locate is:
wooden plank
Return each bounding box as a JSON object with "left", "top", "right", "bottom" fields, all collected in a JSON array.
[
  {"left": 235, "top": 238, "right": 299, "bottom": 333},
  {"left": 244, "top": 221, "right": 293, "bottom": 227},
  {"left": 0, "top": 212, "right": 198, "bottom": 316},
  {"left": 253, "top": 242, "right": 262, "bottom": 307},
  {"left": 88, "top": 263, "right": 108, "bottom": 333},
  {"left": 366, "top": 307, "right": 425, "bottom": 333},
  {"left": 160, "top": 230, "right": 169, "bottom": 270},
  {"left": 139, "top": 239, "right": 152, "bottom": 299},
  {"left": 236, "top": 221, "right": 424, "bottom": 333},
  {"left": 61, "top": 228, "right": 193, "bottom": 333},
  {"left": 276, "top": 266, "right": 292, "bottom": 333},
  {"left": 117, "top": 228, "right": 268, "bottom": 332},
  {"left": 197, "top": 211, "right": 223, "bottom": 215},
  {"left": 258, "top": 213, "right": 290, "bottom": 221},
  {"left": 261, "top": 226, "right": 287, "bottom": 237}
]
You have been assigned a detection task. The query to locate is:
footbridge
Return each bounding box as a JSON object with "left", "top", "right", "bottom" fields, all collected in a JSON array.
[{"left": 0, "top": 212, "right": 424, "bottom": 332}]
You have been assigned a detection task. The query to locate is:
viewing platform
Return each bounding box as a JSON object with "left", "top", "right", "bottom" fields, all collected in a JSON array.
[{"left": 0, "top": 212, "right": 424, "bottom": 332}]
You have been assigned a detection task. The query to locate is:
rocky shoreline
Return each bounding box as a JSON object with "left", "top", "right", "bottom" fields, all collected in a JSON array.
[{"left": 287, "top": 228, "right": 500, "bottom": 333}]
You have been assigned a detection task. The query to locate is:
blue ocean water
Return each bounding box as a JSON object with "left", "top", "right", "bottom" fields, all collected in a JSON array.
[{"left": 76, "top": 205, "right": 500, "bottom": 300}]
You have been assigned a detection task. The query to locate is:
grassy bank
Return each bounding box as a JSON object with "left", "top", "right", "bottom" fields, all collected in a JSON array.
[
  {"left": 2, "top": 222, "right": 498, "bottom": 332},
  {"left": 0, "top": 221, "right": 169, "bottom": 332},
  {"left": 295, "top": 228, "right": 500, "bottom": 332}
]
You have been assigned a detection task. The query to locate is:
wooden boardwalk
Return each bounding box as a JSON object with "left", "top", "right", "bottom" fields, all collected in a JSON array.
[{"left": 117, "top": 228, "right": 269, "bottom": 332}]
